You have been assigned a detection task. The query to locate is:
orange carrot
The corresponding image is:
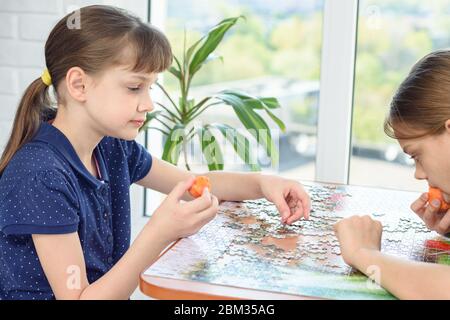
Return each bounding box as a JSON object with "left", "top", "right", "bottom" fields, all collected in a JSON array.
[
  {"left": 189, "top": 176, "right": 211, "bottom": 198},
  {"left": 428, "top": 187, "right": 450, "bottom": 212}
]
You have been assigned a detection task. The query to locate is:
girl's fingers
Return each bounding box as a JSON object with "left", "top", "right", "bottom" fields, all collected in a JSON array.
[
  {"left": 423, "top": 199, "right": 440, "bottom": 228},
  {"left": 286, "top": 187, "right": 311, "bottom": 220},
  {"left": 182, "top": 188, "right": 214, "bottom": 213},
  {"left": 285, "top": 201, "right": 304, "bottom": 225},
  {"left": 273, "top": 194, "right": 291, "bottom": 223},
  {"left": 168, "top": 177, "right": 196, "bottom": 202},
  {"left": 281, "top": 186, "right": 311, "bottom": 224},
  {"left": 436, "top": 211, "right": 450, "bottom": 235},
  {"left": 410, "top": 193, "right": 428, "bottom": 218},
  {"left": 294, "top": 186, "right": 311, "bottom": 219},
  {"left": 196, "top": 195, "right": 219, "bottom": 226},
  {"left": 284, "top": 185, "right": 311, "bottom": 224}
]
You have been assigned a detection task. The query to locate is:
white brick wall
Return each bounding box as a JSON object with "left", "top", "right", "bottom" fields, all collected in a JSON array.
[
  {"left": 0, "top": 0, "right": 60, "bottom": 14},
  {"left": 0, "top": 1, "right": 66, "bottom": 150},
  {"left": 0, "top": 0, "right": 151, "bottom": 299},
  {"left": 0, "top": 13, "right": 18, "bottom": 38}
]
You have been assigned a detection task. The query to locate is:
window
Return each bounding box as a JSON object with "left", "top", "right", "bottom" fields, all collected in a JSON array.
[
  {"left": 147, "top": 0, "right": 446, "bottom": 199},
  {"left": 157, "top": 0, "right": 324, "bottom": 180},
  {"left": 350, "top": 0, "right": 450, "bottom": 192}
]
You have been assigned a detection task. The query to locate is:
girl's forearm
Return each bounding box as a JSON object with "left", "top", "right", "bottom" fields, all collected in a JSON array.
[
  {"left": 79, "top": 223, "right": 170, "bottom": 300},
  {"left": 205, "top": 171, "right": 263, "bottom": 202},
  {"left": 354, "top": 248, "right": 450, "bottom": 299}
]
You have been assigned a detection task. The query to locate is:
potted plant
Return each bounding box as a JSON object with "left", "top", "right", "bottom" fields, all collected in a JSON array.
[{"left": 141, "top": 16, "right": 286, "bottom": 171}]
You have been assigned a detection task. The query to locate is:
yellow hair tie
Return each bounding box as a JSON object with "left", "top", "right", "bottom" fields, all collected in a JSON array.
[{"left": 41, "top": 68, "right": 52, "bottom": 86}]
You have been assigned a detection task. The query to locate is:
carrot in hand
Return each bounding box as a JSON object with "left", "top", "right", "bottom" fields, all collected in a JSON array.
[
  {"left": 428, "top": 187, "right": 450, "bottom": 212},
  {"left": 189, "top": 176, "right": 211, "bottom": 198}
]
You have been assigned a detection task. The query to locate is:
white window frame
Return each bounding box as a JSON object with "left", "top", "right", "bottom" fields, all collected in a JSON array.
[
  {"left": 143, "top": 0, "right": 168, "bottom": 218},
  {"left": 315, "top": 0, "right": 359, "bottom": 184}
]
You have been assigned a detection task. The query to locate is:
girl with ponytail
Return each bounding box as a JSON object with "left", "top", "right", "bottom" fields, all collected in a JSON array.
[{"left": 0, "top": 5, "right": 311, "bottom": 300}]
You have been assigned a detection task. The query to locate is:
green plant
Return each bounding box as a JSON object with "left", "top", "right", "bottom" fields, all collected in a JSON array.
[{"left": 141, "top": 16, "right": 286, "bottom": 171}]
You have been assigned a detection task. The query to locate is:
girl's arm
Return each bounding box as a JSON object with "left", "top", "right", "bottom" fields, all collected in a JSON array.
[
  {"left": 352, "top": 247, "right": 450, "bottom": 299},
  {"left": 205, "top": 171, "right": 263, "bottom": 202},
  {"left": 137, "top": 157, "right": 310, "bottom": 223},
  {"left": 32, "top": 222, "right": 170, "bottom": 300},
  {"left": 136, "top": 157, "right": 194, "bottom": 200},
  {"left": 334, "top": 215, "right": 450, "bottom": 300},
  {"left": 136, "top": 157, "right": 263, "bottom": 202},
  {"left": 33, "top": 178, "right": 218, "bottom": 300}
]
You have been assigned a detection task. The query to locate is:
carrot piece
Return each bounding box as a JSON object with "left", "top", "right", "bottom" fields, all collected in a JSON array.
[
  {"left": 189, "top": 176, "right": 211, "bottom": 198},
  {"left": 428, "top": 187, "right": 450, "bottom": 212}
]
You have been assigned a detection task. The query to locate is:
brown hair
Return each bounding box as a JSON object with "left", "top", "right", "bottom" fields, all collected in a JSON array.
[
  {"left": 384, "top": 49, "right": 450, "bottom": 140},
  {"left": 0, "top": 5, "right": 172, "bottom": 175}
]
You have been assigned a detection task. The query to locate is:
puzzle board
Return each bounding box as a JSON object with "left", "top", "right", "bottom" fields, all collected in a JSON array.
[{"left": 144, "top": 182, "right": 450, "bottom": 300}]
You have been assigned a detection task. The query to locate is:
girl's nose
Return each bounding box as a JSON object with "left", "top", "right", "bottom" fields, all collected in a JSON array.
[
  {"left": 414, "top": 168, "right": 427, "bottom": 180},
  {"left": 138, "top": 93, "right": 154, "bottom": 113}
]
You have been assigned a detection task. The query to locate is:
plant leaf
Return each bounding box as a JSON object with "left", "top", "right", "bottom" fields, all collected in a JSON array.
[
  {"left": 258, "top": 105, "right": 285, "bottom": 132},
  {"left": 198, "top": 127, "right": 224, "bottom": 171},
  {"left": 168, "top": 66, "right": 182, "bottom": 80},
  {"left": 162, "top": 124, "right": 185, "bottom": 165},
  {"left": 186, "top": 38, "right": 203, "bottom": 66},
  {"left": 143, "top": 111, "right": 162, "bottom": 129},
  {"left": 220, "top": 90, "right": 286, "bottom": 132},
  {"left": 240, "top": 97, "right": 280, "bottom": 110},
  {"left": 186, "top": 99, "right": 195, "bottom": 113},
  {"left": 254, "top": 97, "right": 280, "bottom": 109},
  {"left": 188, "top": 16, "right": 243, "bottom": 78},
  {"left": 173, "top": 56, "right": 183, "bottom": 72},
  {"left": 222, "top": 90, "right": 280, "bottom": 109},
  {"left": 215, "top": 93, "right": 279, "bottom": 165},
  {"left": 186, "top": 96, "right": 213, "bottom": 121},
  {"left": 209, "top": 123, "right": 260, "bottom": 171}
]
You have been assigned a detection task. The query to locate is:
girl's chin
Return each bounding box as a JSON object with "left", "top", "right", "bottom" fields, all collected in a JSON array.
[{"left": 113, "top": 128, "right": 140, "bottom": 141}]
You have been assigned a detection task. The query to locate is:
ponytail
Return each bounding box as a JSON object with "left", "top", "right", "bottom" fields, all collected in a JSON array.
[{"left": 0, "top": 78, "right": 56, "bottom": 175}]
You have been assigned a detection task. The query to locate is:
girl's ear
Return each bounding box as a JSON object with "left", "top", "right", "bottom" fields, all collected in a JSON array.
[
  {"left": 65, "top": 67, "right": 87, "bottom": 103},
  {"left": 445, "top": 119, "right": 450, "bottom": 133}
]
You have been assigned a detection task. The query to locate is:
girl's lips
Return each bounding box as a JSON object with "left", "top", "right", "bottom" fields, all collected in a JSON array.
[{"left": 130, "top": 120, "right": 144, "bottom": 127}]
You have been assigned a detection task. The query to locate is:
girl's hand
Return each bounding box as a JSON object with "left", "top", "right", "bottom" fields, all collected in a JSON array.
[
  {"left": 147, "top": 177, "right": 219, "bottom": 244},
  {"left": 410, "top": 192, "right": 450, "bottom": 236},
  {"left": 259, "top": 175, "right": 311, "bottom": 225},
  {"left": 333, "top": 216, "right": 383, "bottom": 267}
]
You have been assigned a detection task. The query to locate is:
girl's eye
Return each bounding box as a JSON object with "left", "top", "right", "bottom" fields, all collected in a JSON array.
[{"left": 128, "top": 86, "right": 153, "bottom": 92}]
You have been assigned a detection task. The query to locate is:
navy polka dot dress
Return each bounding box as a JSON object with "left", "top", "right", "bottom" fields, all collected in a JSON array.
[{"left": 0, "top": 121, "right": 152, "bottom": 300}]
